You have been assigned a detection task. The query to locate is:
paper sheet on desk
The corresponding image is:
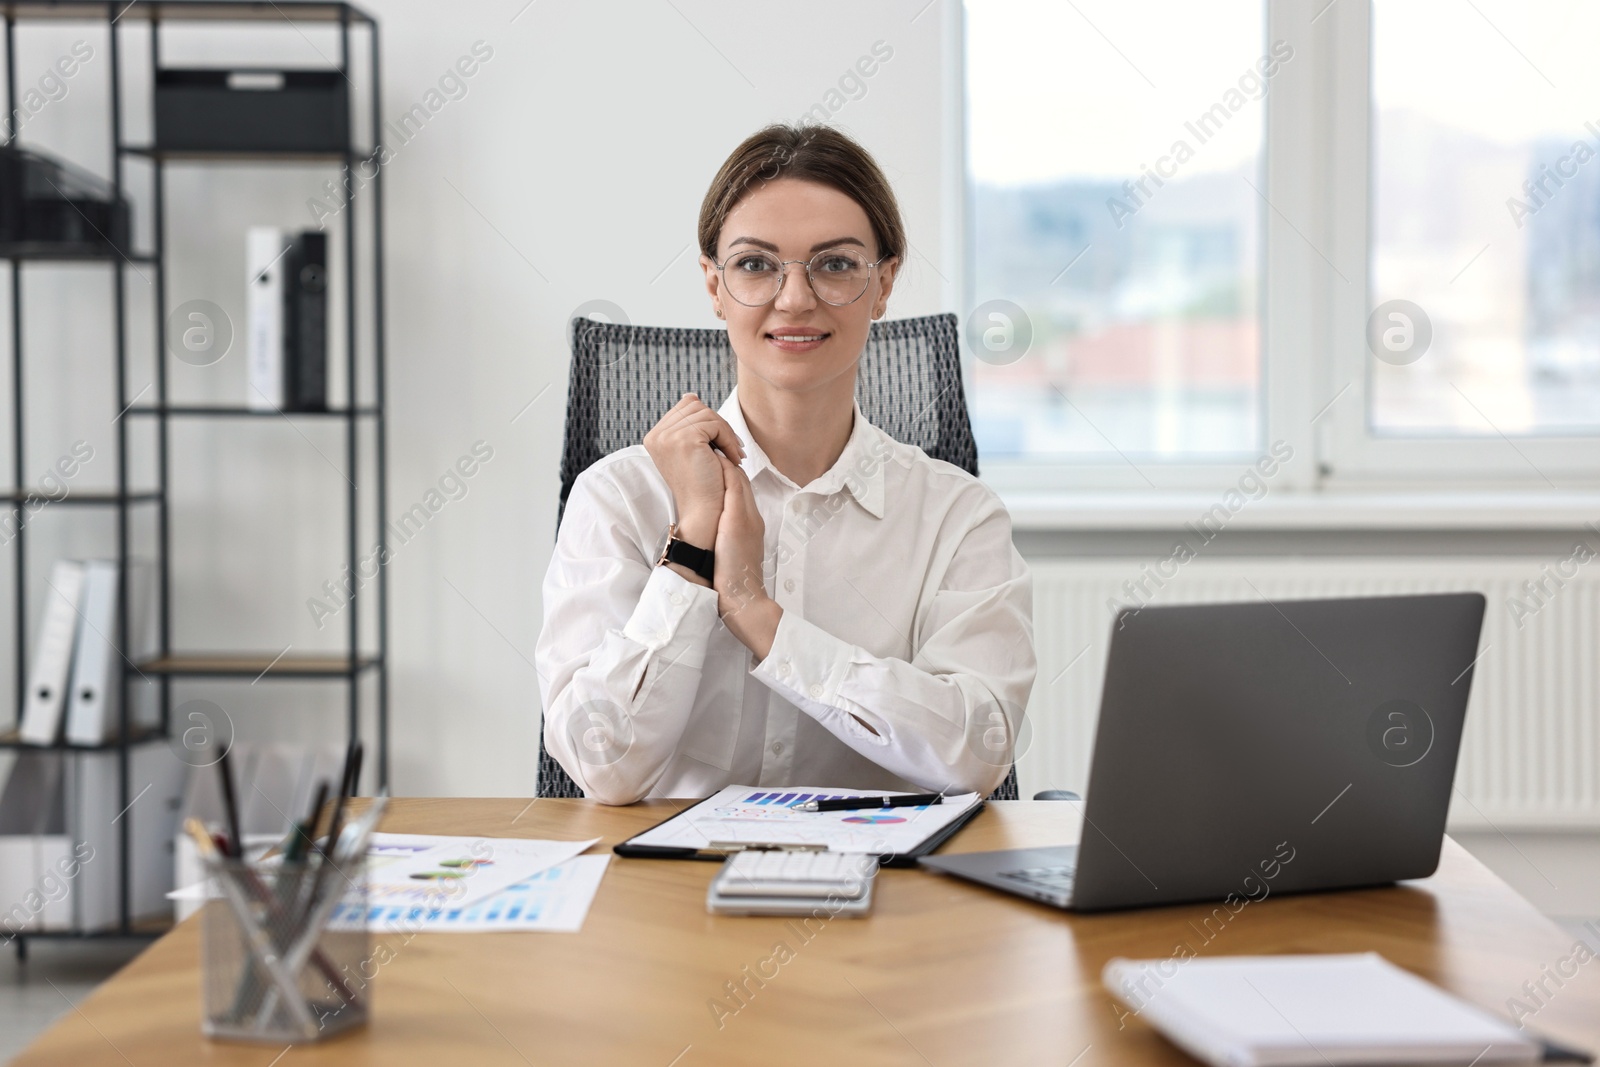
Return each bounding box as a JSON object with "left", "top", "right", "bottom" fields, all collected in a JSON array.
[
  {"left": 626, "top": 785, "right": 983, "bottom": 854},
  {"left": 172, "top": 833, "right": 598, "bottom": 909},
  {"left": 358, "top": 833, "right": 598, "bottom": 912},
  {"left": 329, "top": 855, "right": 611, "bottom": 933}
]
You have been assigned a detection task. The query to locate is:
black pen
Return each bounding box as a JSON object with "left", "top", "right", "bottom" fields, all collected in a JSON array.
[
  {"left": 286, "top": 781, "right": 328, "bottom": 864},
  {"left": 801, "top": 793, "right": 944, "bottom": 813},
  {"left": 316, "top": 740, "right": 362, "bottom": 859},
  {"left": 303, "top": 741, "right": 363, "bottom": 914},
  {"left": 217, "top": 748, "right": 243, "bottom": 858}
]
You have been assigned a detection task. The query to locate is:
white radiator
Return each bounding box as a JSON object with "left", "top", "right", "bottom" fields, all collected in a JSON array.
[{"left": 1022, "top": 558, "right": 1600, "bottom": 829}]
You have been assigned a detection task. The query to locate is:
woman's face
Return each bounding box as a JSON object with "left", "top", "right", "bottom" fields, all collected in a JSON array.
[{"left": 700, "top": 177, "right": 899, "bottom": 398}]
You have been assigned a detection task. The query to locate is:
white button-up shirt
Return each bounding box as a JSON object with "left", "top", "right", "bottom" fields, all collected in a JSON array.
[{"left": 537, "top": 387, "right": 1036, "bottom": 804}]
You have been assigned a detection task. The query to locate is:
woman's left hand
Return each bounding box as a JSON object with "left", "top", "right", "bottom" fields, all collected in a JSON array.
[{"left": 714, "top": 454, "right": 781, "bottom": 659}]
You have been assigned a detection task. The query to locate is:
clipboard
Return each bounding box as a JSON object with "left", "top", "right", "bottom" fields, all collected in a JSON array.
[{"left": 612, "top": 785, "right": 986, "bottom": 868}]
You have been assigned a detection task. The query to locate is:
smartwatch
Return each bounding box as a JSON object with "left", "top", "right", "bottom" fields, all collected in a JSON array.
[{"left": 657, "top": 524, "right": 715, "bottom": 584}]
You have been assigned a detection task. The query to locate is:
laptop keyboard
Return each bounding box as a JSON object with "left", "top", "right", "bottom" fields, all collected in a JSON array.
[{"left": 997, "top": 864, "right": 1076, "bottom": 893}]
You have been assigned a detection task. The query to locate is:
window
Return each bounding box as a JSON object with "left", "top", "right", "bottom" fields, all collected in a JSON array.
[
  {"left": 1370, "top": 0, "right": 1600, "bottom": 437},
  {"left": 966, "top": 0, "right": 1268, "bottom": 465},
  {"left": 963, "top": 0, "right": 1600, "bottom": 489}
]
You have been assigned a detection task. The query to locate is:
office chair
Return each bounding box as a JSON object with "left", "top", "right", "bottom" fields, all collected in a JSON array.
[{"left": 540, "top": 311, "right": 1022, "bottom": 802}]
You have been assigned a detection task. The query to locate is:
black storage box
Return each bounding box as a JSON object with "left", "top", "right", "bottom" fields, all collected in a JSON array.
[
  {"left": 0, "top": 145, "right": 130, "bottom": 257},
  {"left": 155, "top": 69, "right": 350, "bottom": 154}
]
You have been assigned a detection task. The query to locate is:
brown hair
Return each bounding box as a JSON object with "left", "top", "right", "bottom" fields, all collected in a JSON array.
[{"left": 697, "top": 124, "right": 905, "bottom": 263}]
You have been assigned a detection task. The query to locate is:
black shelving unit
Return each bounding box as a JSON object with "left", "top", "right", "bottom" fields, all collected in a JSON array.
[{"left": 2, "top": 0, "right": 387, "bottom": 951}]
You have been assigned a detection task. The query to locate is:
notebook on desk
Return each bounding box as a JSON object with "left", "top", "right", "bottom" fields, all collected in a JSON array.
[
  {"left": 613, "top": 785, "right": 984, "bottom": 867},
  {"left": 1103, "top": 953, "right": 1590, "bottom": 1067}
]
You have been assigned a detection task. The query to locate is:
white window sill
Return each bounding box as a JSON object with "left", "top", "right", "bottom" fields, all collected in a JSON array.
[{"left": 998, "top": 490, "right": 1600, "bottom": 533}]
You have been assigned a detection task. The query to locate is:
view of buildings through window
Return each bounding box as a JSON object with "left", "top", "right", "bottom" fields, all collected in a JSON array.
[
  {"left": 1371, "top": 0, "right": 1600, "bottom": 436},
  {"left": 966, "top": 1, "right": 1266, "bottom": 462},
  {"left": 967, "top": 1, "right": 1600, "bottom": 466}
]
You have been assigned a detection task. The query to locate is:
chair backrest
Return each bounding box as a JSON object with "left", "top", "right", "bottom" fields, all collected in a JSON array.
[
  {"left": 558, "top": 312, "right": 978, "bottom": 518},
  {"left": 540, "top": 312, "right": 1019, "bottom": 801}
]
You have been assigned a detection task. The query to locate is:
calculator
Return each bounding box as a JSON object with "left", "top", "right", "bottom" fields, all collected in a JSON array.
[{"left": 706, "top": 850, "right": 878, "bottom": 916}]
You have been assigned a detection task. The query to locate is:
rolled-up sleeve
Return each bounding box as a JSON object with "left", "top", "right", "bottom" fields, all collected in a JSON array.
[
  {"left": 536, "top": 465, "right": 720, "bottom": 804},
  {"left": 749, "top": 495, "right": 1035, "bottom": 796}
]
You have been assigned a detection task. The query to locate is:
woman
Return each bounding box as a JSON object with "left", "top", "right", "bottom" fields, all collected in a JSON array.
[{"left": 537, "top": 124, "right": 1035, "bottom": 804}]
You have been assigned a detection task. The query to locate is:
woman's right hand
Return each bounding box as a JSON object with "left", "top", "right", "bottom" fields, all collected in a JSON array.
[{"left": 642, "top": 393, "right": 746, "bottom": 551}]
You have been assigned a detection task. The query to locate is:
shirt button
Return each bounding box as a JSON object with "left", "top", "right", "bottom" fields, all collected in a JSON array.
[
  {"left": 783, "top": 578, "right": 796, "bottom": 593},
  {"left": 771, "top": 741, "right": 784, "bottom": 755},
  {"left": 669, "top": 592, "right": 685, "bottom": 606},
  {"left": 791, "top": 500, "right": 802, "bottom": 514},
  {"left": 777, "top": 661, "right": 791, "bottom": 678},
  {"left": 808, "top": 684, "right": 823, "bottom": 699}
]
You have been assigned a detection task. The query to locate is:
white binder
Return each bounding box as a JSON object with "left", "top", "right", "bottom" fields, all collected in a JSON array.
[
  {"left": 66, "top": 744, "right": 186, "bottom": 931},
  {"left": 246, "top": 225, "right": 286, "bottom": 410},
  {"left": 0, "top": 744, "right": 185, "bottom": 934},
  {"left": 0, "top": 751, "right": 73, "bottom": 934},
  {"left": 64, "top": 560, "right": 119, "bottom": 746},
  {"left": 19, "top": 560, "right": 87, "bottom": 745}
]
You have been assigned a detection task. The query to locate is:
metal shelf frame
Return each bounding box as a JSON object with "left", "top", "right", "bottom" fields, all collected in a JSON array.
[{"left": 3, "top": 0, "right": 387, "bottom": 949}]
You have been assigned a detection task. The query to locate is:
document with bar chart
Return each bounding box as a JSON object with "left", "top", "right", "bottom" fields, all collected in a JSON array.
[
  {"left": 624, "top": 785, "right": 984, "bottom": 856},
  {"left": 329, "top": 855, "right": 611, "bottom": 933}
]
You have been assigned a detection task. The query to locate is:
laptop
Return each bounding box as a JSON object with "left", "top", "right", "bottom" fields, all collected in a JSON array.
[{"left": 920, "top": 592, "right": 1487, "bottom": 912}]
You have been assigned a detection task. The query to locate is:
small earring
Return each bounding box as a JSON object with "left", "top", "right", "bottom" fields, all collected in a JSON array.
[{"left": 714, "top": 305, "right": 725, "bottom": 319}]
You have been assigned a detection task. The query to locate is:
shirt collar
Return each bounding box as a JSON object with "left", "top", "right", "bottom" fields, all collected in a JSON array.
[{"left": 717, "top": 386, "right": 887, "bottom": 519}]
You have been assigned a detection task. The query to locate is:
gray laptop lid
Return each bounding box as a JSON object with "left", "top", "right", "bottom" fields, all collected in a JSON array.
[{"left": 1068, "top": 592, "right": 1486, "bottom": 912}]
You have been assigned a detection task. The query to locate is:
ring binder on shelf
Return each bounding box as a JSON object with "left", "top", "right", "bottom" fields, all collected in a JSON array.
[
  {"left": 64, "top": 560, "right": 118, "bottom": 746},
  {"left": 20, "top": 560, "right": 87, "bottom": 746},
  {"left": 246, "top": 226, "right": 287, "bottom": 410}
]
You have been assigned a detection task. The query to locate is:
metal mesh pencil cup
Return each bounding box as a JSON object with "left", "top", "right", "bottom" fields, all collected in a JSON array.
[{"left": 200, "top": 851, "right": 369, "bottom": 1043}]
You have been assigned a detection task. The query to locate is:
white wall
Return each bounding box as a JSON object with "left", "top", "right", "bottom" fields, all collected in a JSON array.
[{"left": 1, "top": 1, "right": 959, "bottom": 797}]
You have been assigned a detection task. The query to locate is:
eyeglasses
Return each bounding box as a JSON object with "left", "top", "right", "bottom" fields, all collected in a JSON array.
[{"left": 713, "top": 246, "right": 890, "bottom": 307}]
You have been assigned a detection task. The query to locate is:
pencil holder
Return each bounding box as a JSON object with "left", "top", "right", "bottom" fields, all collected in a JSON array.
[{"left": 200, "top": 851, "right": 370, "bottom": 1044}]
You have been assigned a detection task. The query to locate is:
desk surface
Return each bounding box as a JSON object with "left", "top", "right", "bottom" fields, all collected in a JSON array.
[{"left": 16, "top": 799, "right": 1600, "bottom": 1066}]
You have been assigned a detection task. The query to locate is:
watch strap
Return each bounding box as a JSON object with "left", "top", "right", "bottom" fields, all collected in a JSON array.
[{"left": 661, "top": 533, "right": 715, "bottom": 583}]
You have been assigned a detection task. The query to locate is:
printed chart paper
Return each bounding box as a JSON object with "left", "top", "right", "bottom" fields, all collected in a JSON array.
[
  {"left": 625, "top": 785, "right": 983, "bottom": 854},
  {"left": 359, "top": 833, "right": 598, "bottom": 913},
  {"left": 167, "top": 834, "right": 599, "bottom": 913},
  {"left": 330, "top": 855, "right": 611, "bottom": 933}
]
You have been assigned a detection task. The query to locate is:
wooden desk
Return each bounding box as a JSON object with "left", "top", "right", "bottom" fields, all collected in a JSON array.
[{"left": 16, "top": 800, "right": 1600, "bottom": 1066}]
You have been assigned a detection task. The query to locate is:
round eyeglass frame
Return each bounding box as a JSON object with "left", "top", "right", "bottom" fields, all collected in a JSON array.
[{"left": 712, "top": 247, "right": 893, "bottom": 307}]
